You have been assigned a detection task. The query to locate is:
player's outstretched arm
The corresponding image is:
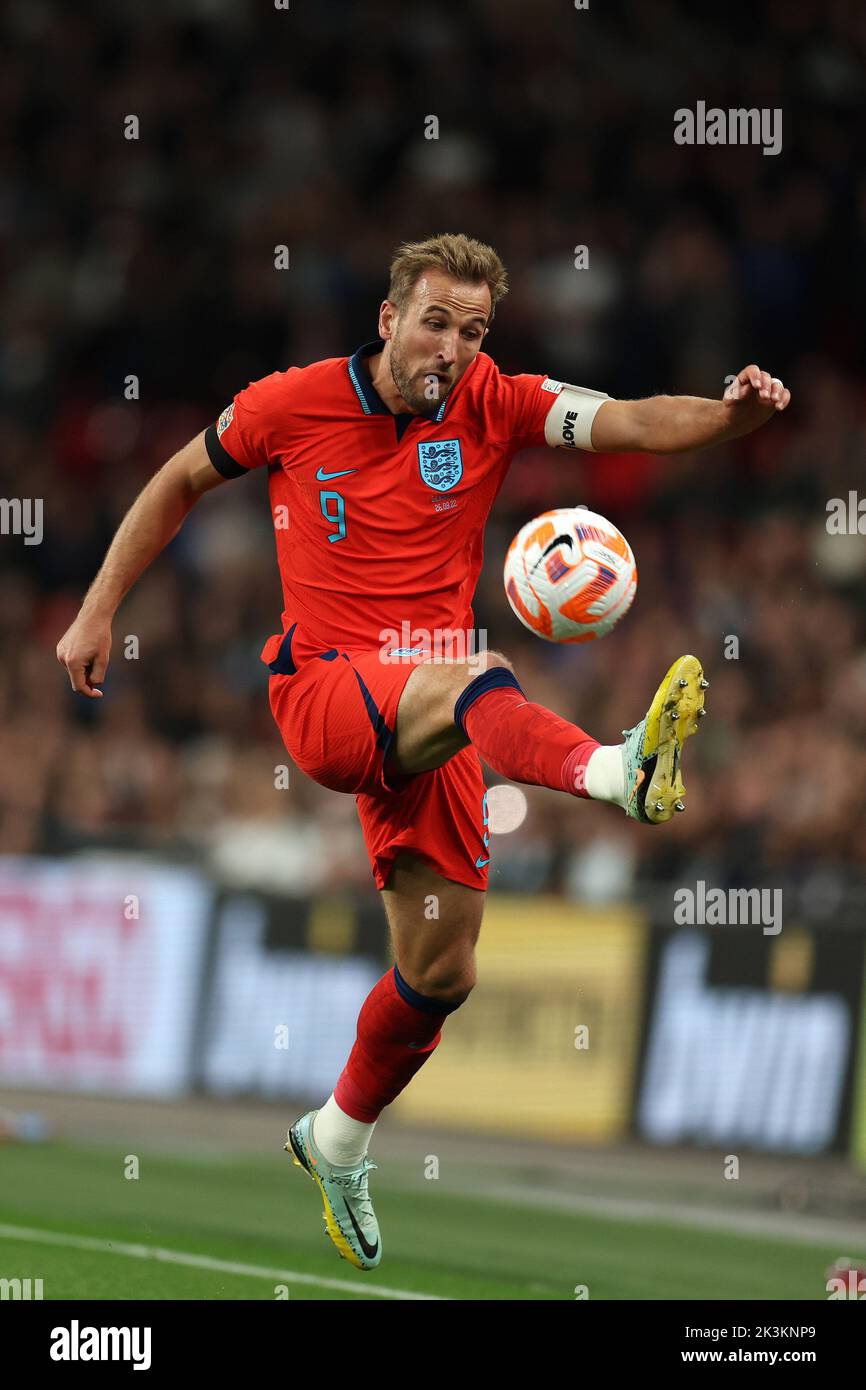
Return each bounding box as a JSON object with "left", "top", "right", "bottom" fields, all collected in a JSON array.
[
  {"left": 589, "top": 364, "right": 791, "bottom": 454},
  {"left": 56, "top": 429, "right": 227, "bottom": 697}
]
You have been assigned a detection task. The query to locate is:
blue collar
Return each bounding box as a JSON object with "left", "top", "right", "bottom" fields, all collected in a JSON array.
[{"left": 347, "top": 340, "right": 449, "bottom": 423}]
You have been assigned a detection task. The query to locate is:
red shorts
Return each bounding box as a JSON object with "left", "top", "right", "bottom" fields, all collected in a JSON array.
[{"left": 263, "top": 627, "right": 490, "bottom": 892}]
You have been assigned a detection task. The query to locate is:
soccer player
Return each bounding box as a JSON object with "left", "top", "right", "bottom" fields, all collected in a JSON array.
[{"left": 57, "top": 233, "right": 790, "bottom": 1271}]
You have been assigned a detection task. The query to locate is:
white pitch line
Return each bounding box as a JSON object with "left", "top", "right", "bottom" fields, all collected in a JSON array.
[{"left": 0, "top": 1224, "right": 443, "bottom": 1301}]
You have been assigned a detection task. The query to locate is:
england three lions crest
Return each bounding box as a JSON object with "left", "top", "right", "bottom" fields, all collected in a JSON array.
[{"left": 418, "top": 439, "right": 463, "bottom": 493}]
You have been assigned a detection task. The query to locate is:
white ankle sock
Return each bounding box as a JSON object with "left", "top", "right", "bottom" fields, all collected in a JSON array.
[
  {"left": 585, "top": 744, "right": 626, "bottom": 806},
  {"left": 312, "top": 1094, "right": 377, "bottom": 1168}
]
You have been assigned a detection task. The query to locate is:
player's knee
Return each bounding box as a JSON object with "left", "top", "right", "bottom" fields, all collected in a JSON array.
[
  {"left": 477, "top": 648, "right": 513, "bottom": 673},
  {"left": 413, "top": 959, "right": 476, "bottom": 1008},
  {"left": 449, "top": 648, "right": 516, "bottom": 731},
  {"left": 450, "top": 648, "right": 513, "bottom": 702}
]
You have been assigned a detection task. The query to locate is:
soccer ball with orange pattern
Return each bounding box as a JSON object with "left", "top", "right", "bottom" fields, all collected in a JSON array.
[{"left": 503, "top": 507, "right": 637, "bottom": 643}]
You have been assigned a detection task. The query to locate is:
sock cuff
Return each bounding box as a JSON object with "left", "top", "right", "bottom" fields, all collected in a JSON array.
[
  {"left": 453, "top": 666, "right": 523, "bottom": 734},
  {"left": 392, "top": 965, "right": 464, "bottom": 1016}
]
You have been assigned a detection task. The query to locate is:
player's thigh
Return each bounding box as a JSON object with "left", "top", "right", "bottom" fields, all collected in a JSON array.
[
  {"left": 381, "top": 852, "right": 486, "bottom": 1002},
  {"left": 388, "top": 647, "right": 514, "bottom": 775}
]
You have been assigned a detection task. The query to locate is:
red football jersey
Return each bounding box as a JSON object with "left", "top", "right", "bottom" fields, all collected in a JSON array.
[{"left": 205, "top": 340, "right": 557, "bottom": 667}]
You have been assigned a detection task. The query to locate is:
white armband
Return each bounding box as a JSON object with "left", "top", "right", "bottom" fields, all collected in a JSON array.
[{"left": 542, "top": 380, "right": 611, "bottom": 452}]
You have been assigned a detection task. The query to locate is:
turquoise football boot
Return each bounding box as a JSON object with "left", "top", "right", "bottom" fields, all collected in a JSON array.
[
  {"left": 285, "top": 1110, "right": 381, "bottom": 1270},
  {"left": 621, "top": 654, "right": 707, "bottom": 823}
]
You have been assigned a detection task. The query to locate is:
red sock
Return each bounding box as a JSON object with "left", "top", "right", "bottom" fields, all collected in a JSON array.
[
  {"left": 456, "top": 670, "right": 599, "bottom": 797},
  {"left": 334, "top": 966, "right": 459, "bottom": 1123}
]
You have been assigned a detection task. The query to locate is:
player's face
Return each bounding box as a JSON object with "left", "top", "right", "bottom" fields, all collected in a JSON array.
[{"left": 388, "top": 273, "right": 491, "bottom": 415}]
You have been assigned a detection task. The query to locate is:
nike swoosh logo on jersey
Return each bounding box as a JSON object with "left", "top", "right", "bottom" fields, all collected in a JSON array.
[
  {"left": 315, "top": 467, "right": 357, "bottom": 481},
  {"left": 342, "top": 1198, "right": 379, "bottom": 1261},
  {"left": 475, "top": 856, "right": 491, "bottom": 868}
]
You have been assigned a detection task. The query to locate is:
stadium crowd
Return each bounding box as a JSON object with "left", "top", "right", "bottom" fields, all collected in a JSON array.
[{"left": 1, "top": 0, "right": 864, "bottom": 902}]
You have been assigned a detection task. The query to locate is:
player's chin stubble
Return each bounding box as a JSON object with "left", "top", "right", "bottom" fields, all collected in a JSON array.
[{"left": 389, "top": 336, "right": 448, "bottom": 417}]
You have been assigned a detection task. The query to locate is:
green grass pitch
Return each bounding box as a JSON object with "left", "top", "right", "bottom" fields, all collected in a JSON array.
[{"left": 0, "top": 1139, "right": 842, "bottom": 1301}]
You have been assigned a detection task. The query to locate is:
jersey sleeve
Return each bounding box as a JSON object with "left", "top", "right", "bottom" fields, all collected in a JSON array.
[
  {"left": 500, "top": 372, "right": 611, "bottom": 453},
  {"left": 204, "top": 371, "right": 293, "bottom": 478},
  {"left": 497, "top": 372, "right": 561, "bottom": 451}
]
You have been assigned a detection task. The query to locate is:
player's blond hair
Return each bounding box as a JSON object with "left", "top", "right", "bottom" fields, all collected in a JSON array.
[{"left": 388, "top": 234, "right": 509, "bottom": 321}]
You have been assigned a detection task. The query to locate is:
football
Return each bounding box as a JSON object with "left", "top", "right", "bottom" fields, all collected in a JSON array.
[{"left": 503, "top": 507, "right": 637, "bottom": 643}]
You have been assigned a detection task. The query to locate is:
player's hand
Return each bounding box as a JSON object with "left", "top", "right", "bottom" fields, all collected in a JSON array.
[
  {"left": 56, "top": 609, "right": 112, "bottom": 698},
  {"left": 723, "top": 365, "right": 791, "bottom": 429}
]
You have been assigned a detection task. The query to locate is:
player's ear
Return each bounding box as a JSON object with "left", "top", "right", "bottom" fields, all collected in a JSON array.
[{"left": 379, "top": 299, "right": 397, "bottom": 340}]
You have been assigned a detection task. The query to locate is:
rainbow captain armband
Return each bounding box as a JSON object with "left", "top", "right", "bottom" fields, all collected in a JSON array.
[{"left": 542, "top": 380, "right": 611, "bottom": 452}]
